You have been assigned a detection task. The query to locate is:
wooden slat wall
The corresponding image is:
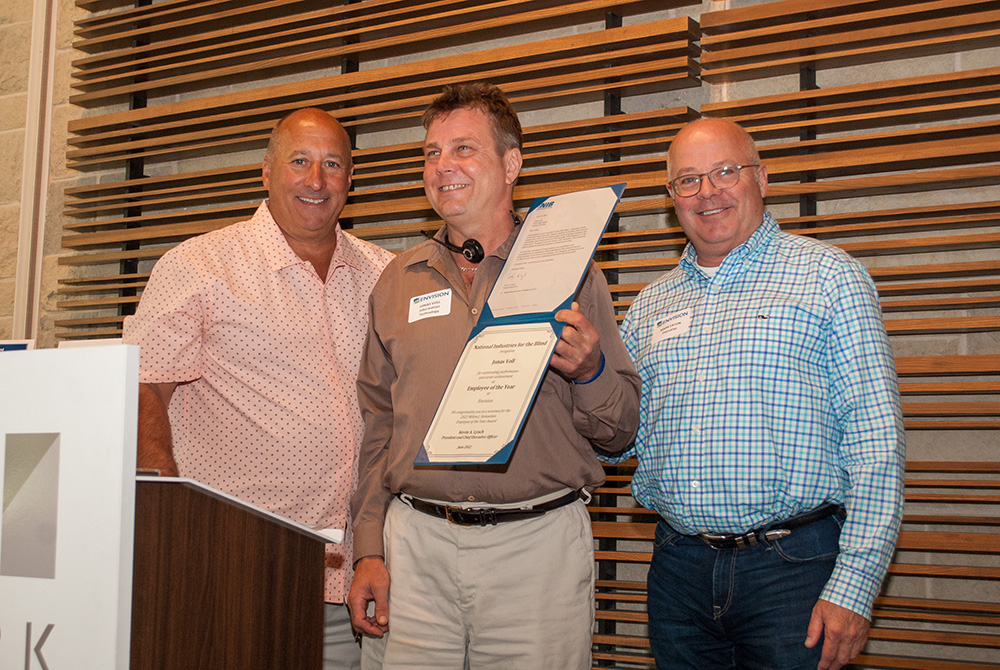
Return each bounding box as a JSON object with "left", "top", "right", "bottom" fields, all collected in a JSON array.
[
  {"left": 60, "top": 1, "right": 700, "bottom": 337},
  {"left": 70, "top": 0, "right": 678, "bottom": 106},
  {"left": 700, "top": 0, "right": 1000, "bottom": 82},
  {"left": 63, "top": 1, "right": 998, "bottom": 668}
]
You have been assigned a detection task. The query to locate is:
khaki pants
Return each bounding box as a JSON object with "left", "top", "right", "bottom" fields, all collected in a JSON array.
[
  {"left": 362, "top": 496, "right": 595, "bottom": 670},
  {"left": 325, "top": 602, "right": 361, "bottom": 670}
]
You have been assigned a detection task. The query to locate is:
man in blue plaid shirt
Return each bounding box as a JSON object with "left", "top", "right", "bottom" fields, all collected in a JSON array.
[{"left": 616, "top": 118, "right": 905, "bottom": 670}]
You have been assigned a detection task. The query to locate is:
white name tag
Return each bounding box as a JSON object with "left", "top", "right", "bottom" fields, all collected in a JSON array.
[
  {"left": 408, "top": 288, "right": 452, "bottom": 323},
  {"left": 650, "top": 309, "right": 691, "bottom": 347}
]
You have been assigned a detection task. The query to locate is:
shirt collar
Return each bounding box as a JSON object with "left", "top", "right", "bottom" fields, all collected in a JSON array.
[
  {"left": 256, "top": 200, "right": 355, "bottom": 275},
  {"left": 404, "top": 223, "right": 519, "bottom": 271},
  {"left": 679, "top": 212, "right": 779, "bottom": 277}
]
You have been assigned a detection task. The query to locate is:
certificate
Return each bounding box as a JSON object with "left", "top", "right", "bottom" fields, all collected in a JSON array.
[
  {"left": 423, "top": 324, "right": 557, "bottom": 463},
  {"left": 489, "top": 185, "right": 625, "bottom": 318},
  {"left": 415, "top": 183, "right": 625, "bottom": 465}
]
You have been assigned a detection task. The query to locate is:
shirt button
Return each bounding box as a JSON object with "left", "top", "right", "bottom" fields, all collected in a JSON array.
[
  {"left": 696, "top": 374, "right": 706, "bottom": 382},
  {"left": 692, "top": 425, "right": 701, "bottom": 434},
  {"left": 690, "top": 480, "right": 700, "bottom": 489},
  {"left": 471, "top": 308, "right": 479, "bottom": 315},
  {"left": 467, "top": 495, "right": 476, "bottom": 502}
]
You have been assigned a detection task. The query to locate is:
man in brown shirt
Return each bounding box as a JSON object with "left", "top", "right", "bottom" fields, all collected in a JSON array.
[{"left": 347, "top": 83, "right": 640, "bottom": 668}]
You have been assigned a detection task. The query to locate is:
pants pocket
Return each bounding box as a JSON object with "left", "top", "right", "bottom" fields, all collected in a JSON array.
[{"left": 770, "top": 515, "right": 841, "bottom": 563}]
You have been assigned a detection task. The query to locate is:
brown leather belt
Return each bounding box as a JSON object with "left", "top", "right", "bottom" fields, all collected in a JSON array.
[
  {"left": 698, "top": 504, "right": 843, "bottom": 550},
  {"left": 402, "top": 490, "right": 581, "bottom": 526}
]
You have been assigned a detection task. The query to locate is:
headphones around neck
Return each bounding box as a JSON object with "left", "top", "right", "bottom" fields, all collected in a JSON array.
[
  {"left": 436, "top": 235, "right": 485, "bottom": 263},
  {"left": 423, "top": 210, "right": 521, "bottom": 265}
]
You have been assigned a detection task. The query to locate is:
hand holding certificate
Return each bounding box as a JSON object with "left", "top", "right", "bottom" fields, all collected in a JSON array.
[{"left": 417, "top": 183, "right": 626, "bottom": 465}]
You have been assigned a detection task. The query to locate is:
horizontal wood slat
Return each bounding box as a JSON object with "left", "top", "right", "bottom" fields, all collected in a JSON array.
[
  {"left": 700, "top": 0, "right": 1000, "bottom": 82},
  {"left": 60, "top": 12, "right": 701, "bottom": 341},
  {"left": 62, "top": 107, "right": 692, "bottom": 238},
  {"left": 66, "top": 19, "right": 698, "bottom": 163},
  {"left": 70, "top": 0, "right": 688, "bottom": 105}
]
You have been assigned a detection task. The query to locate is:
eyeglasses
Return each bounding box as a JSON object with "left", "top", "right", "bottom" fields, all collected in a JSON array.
[{"left": 668, "top": 164, "right": 759, "bottom": 197}]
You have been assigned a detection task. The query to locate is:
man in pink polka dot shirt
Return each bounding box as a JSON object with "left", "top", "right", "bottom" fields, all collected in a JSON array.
[{"left": 123, "top": 108, "right": 395, "bottom": 669}]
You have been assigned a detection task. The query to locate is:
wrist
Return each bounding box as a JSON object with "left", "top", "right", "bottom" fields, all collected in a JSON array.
[{"left": 573, "top": 352, "right": 605, "bottom": 385}]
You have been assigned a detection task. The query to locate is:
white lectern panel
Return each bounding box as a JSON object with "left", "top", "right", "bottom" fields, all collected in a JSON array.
[{"left": 0, "top": 345, "right": 138, "bottom": 670}]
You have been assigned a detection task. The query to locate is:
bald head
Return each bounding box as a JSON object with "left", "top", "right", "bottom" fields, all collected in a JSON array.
[
  {"left": 261, "top": 107, "right": 355, "bottom": 252},
  {"left": 266, "top": 108, "right": 353, "bottom": 170},
  {"left": 667, "top": 118, "right": 758, "bottom": 181},
  {"left": 665, "top": 117, "right": 768, "bottom": 266}
]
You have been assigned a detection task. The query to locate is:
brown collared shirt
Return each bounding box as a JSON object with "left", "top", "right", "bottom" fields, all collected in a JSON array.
[{"left": 351, "top": 226, "right": 640, "bottom": 559}]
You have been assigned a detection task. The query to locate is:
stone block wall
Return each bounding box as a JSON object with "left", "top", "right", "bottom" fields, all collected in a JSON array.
[
  {"left": 0, "top": 0, "right": 33, "bottom": 340},
  {"left": 0, "top": 0, "right": 92, "bottom": 346}
]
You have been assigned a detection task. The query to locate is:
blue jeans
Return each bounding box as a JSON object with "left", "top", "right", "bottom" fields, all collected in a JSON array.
[{"left": 647, "top": 512, "right": 844, "bottom": 670}]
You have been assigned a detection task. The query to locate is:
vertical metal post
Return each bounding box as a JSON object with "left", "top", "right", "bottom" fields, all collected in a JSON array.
[
  {"left": 603, "top": 10, "right": 623, "bottom": 282},
  {"left": 338, "top": 0, "right": 361, "bottom": 230},
  {"left": 593, "top": 14, "right": 624, "bottom": 663},
  {"left": 799, "top": 65, "right": 818, "bottom": 220},
  {"left": 119, "top": 0, "right": 152, "bottom": 319}
]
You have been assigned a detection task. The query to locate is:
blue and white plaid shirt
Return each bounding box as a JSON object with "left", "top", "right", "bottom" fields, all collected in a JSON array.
[{"left": 615, "top": 213, "right": 905, "bottom": 617}]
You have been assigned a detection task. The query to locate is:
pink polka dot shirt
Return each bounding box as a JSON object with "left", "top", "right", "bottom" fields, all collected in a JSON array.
[{"left": 123, "top": 201, "right": 394, "bottom": 602}]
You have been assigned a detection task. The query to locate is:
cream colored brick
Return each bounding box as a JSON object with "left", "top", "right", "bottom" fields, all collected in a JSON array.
[
  {"left": 0, "top": 0, "right": 32, "bottom": 26},
  {"left": 0, "top": 204, "right": 21, "bottom": 340},
  {"left": 41, "top": 181, "right": 67, "bottom": 258},
  {"left": 52, "top": 48, "right": 75, "bottom": 106},
  {"left": 960, "top": 45, "right": 1000, "bottom": 71},
  {"left": 0, "top": 92, "right": 27, "bottom": 132},
  {"left": 48, "top": 104, "right": 74, "bottom": 181},
  {"left": 0, "top": 129, "right": 25, "bottom": 203},
  {"left": 36, "top": 311, "right": 57, "bottom": 348},
  {"left": 0, "top": 204, "right": 20, "bottom": 279},
  {"left": 0, "top": 22, "right": 32, "bottom": 94},
  {"left": 0, "top": 278, "right": 15, "bottom": 324},
  {"left": 56, "top": 0, "right": 88, "bottom": 50}
]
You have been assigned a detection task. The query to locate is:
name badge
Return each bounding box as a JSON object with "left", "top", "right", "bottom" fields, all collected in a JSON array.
[
  {"left": 409, "top": 289, "right": 452, "bottom": 323},
  {"left": 650, "top": 309, "right": 691, "bottom": 347}
]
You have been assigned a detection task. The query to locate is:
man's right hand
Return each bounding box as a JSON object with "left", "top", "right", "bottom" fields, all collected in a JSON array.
[{"left": 347, "top": 556, "right": 390, "bottom": 637}]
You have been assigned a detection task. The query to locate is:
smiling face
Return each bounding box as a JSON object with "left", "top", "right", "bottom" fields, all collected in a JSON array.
[
  {"left": 667, "top": 119, "right": 768, "bottom": 267},
  {"left": 422, "top": 107, "right": 522, "bottom": 239},
  {"left": 261, "top": 109, "right": 353, "bottom": 248}
]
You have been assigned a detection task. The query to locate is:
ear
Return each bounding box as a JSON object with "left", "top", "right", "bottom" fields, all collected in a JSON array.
[
  {"left": 756, "top": 164, "right": 768, "bottom": 198},
  {"left": 503, "top": 148, "right": 523, "bottom": 186},
  {"left": 261, "top": 158, "right": 271, "bottom": 191}
]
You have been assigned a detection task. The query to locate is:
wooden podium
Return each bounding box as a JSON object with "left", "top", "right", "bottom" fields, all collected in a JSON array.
[{"left": 130, "top": 479, "right": 326, "bottom": 669}]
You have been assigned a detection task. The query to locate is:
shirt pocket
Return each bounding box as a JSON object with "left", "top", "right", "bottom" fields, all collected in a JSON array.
[{"left": 724, "top": 298, "right": 829, "bottom": 373}]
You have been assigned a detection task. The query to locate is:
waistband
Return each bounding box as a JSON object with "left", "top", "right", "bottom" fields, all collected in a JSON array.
[
  {"left": 398, "top": 489, "right": 582, "bottom": 526},
  {"left": 695, "top": 504, "right": 844, "bottom": 550}
]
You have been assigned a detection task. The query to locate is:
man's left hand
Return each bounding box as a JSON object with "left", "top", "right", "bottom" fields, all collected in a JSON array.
[
  {"left": 552, "top": 302, "right": 602, "bottom": 381},
  {"left": 805, "top": 599, "right": 871, "bottom": 670}
]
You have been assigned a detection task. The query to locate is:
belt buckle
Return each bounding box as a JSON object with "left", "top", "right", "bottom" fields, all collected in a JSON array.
[
  {"left": 445, "top": 506, "right": 496, "bottom": 526},
  {"left": 444, "top": 505, "right": 463, "bottom": 525},
  {"left": 702, "top": 526, "right": 794, "bottom": 549},
  {"left": 735, "top": 532, "right": 758, "bottom": 549},
  {"left": 701, "top": 531, "right": 760, "bottom": 549},
  {"left": 699, "top": 532, "right": 731, "bottom": 549}
]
